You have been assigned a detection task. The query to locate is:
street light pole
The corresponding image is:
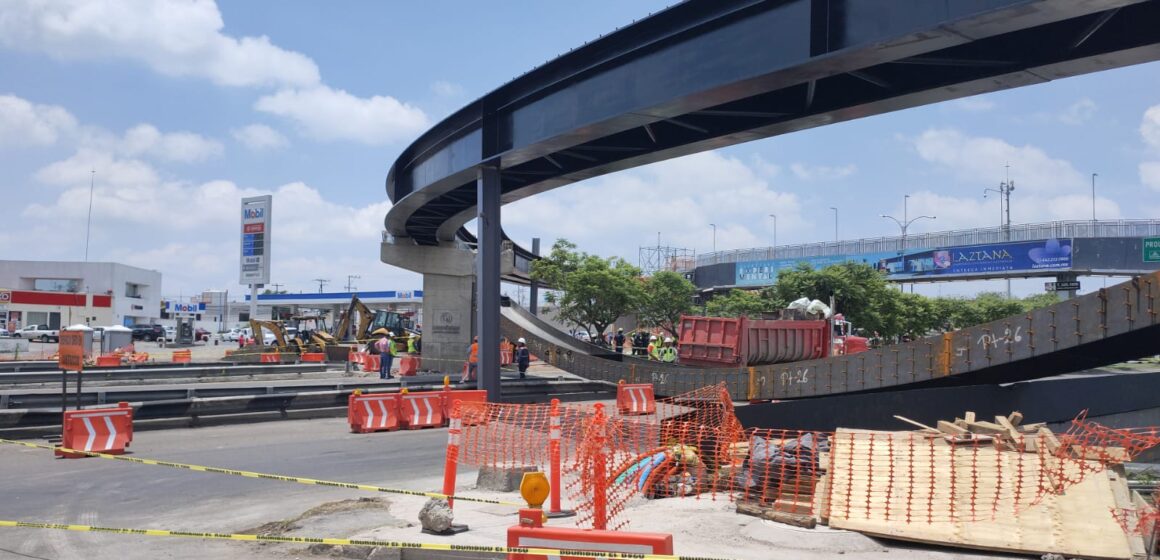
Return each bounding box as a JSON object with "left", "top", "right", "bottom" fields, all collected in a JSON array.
[
  {"left": 1091, "top": 172, "right": 1098, "bottom": 222},
  {"left": 881, "top": 196, "right": 935, "bottom": 253},
  {"left": 768, "top": 214, "right": 777, "bottom": 258},
  {"left": 709, "top": 223, "right": 717, "bottom": 253},
  {"left": 84, "top": 169, "right": 95, "bottom": 262},
  {"left": 829, "top": 207, "right": 838, "bottom": 244}
]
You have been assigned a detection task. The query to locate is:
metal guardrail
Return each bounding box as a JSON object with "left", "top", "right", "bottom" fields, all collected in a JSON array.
[
  {"left": 696, "top": 218, "right": 1160, "bottom": 267},
  {"left": 0, "top": 379, "right": 616, "bottom": 430},
  {"left": 0, "top": 363, "right": 333, "bottom": 385}
]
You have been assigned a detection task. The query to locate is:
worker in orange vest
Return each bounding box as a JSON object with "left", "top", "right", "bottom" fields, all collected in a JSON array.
[{"left": 462, "top": 336, "right": 479, "bottom": 383}]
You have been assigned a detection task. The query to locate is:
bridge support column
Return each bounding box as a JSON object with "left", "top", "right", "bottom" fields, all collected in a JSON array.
[
  {"left": 477, "top": 163, "right": 502, "bottom": 401},
  {"left": 381, "top": 242, "right": 475, "bottom": 374}
]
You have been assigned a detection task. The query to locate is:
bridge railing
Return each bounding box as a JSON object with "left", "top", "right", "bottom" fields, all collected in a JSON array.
[{"left": 697, "top": 219, "right": 1160, "bottom": 267}]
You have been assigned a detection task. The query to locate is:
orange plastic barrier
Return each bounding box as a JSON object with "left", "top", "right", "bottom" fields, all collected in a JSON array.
[
  {"left": 259, "top": 352, "right": 280, "bottom": 364},
  {"left": 362, "top": 354, "right": 380, "bottom": 373},
  {"left": 398, "top": 355, "right": 419, "bottom": 376},
  {"left": 507, "top": 508, "right": 673, "bottom": 560},
  {"left": 400, "top": 391, "right": 444, "bottom": 429},
  {"left": 616, "top": 381, "right": 655, "bottom": 415},
  {"left": 57, "top": 402, "right": 134, "bottom": 459},
  {"left": 347, "top": 392, "right": 400, "bottom": 433},
  {"left": 95, "top": 355, "right": 121, "bottom": 367},
  {"left": 300, "top": 352, "right": 325, "bottom": 362},
  {"left": 441, "top": 387, "right": 487, "bottom": 425},
  {"left": 171, "top": 350, "right": 192, "bottom": 364}
]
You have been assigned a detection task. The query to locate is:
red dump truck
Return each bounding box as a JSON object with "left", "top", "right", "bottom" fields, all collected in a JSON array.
[{"left": 676, "top": 314, "right": 869, "bottom": 367}]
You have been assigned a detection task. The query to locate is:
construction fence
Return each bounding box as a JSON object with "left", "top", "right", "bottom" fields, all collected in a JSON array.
[{"left": 452, "top": 384, "right": 1160, "bottom": 535}]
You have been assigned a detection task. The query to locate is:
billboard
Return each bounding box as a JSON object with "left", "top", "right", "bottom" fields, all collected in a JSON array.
[
  {"left": 875, "top": 238, "right": 1072, "bottom": 279},
  {"left": 239, "top": 195, "right": 272, "bottom": 285},
  {"left": 734, "top": 238, "right": 1073, "bottom": 286}
]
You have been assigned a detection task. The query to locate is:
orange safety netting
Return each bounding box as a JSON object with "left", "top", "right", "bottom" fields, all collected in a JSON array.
[{"left": 455, "top": 387, "right": 1160, "bottom": 531}]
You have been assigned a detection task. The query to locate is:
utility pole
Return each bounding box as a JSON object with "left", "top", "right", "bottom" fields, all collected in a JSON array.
[
  {"left": 984, "top": 165, "right": 1015, "bottom": 241},
  {"left": 270, "top": 283, "right": 284, "bottom": 293},
  {"left": 829, "top": 207, "right": 839, "bottom": 243},
  {"left": 312, "top": 279, "right": 328, "bottom": 293},
  {"left": 345, "top": 274, "right": 360, "bottom": 292},
  {"left": 709, "top": 223, "right": 717, "bottom": 253}
]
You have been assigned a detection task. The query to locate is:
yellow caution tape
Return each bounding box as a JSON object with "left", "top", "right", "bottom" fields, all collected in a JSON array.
[
  {"left": 0, "top": 519, "right": 733, "bottom": 560},
  {"left": 0, "top": 438, "right": 521, "bottom": 507}
]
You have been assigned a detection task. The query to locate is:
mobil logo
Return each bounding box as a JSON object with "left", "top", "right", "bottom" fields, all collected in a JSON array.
[{"left": 243, "top": 207, "right": 265, "bottom": 220}]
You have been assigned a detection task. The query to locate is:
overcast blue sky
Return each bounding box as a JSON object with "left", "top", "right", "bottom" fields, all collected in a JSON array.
[{"left": 1, "top": 1, "right": 1158, "bottom": 300}]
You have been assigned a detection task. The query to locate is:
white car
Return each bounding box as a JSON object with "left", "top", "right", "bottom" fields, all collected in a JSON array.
[
  {"left": 0, "top": 327, "right": 9, "bottom": 338},
  {"left": 164, "top": 326, "right": 176, "bottom": 340},
  {"left": 239, "top": 327, "right": 276, "bottom": 345},
  {"left": 222, "top": 328, "right": 242, "bottom": 341}
]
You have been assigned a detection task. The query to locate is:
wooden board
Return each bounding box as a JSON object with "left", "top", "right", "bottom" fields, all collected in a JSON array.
[{"left": 826, "top": 428, "right": 1134, "bottom": 560}]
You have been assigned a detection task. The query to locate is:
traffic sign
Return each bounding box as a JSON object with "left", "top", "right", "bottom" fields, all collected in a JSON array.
[
  {"left": 1145, "top": 237, "right": 1160, "bottom": 263},
  {"left": 1045, "top": 281, "right": 1080, "bottom": 292}
]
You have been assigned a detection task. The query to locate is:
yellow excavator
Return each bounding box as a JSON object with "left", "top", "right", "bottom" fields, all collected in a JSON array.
[
  {"left": 285, "top": 314, "right": 337, "bottom": 353},
  {"left": 333, "top": 295, "right": 416, "bottom": 344},
  {"left": 248, "top": 319, "right": 291, "bottom": 352}
]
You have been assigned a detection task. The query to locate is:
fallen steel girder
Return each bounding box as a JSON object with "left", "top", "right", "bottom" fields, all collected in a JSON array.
[{"left": 500, "top": 273, "right": 1160, "bottom": 401}]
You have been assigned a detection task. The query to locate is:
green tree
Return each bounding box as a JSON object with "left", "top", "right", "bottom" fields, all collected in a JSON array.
[
  {"left": 770, "top": 262, "right": 900, "bottom": 337},
  {"left": 705, "top": 289, "right": 767, "bottom": 318},
  {"left": 972, "top": 292, "right": 1026, "bottom": 323},
  {"left": 639, "top": 271, "right": 696, "bottom": 337},
  {"left": 1021, "top": 292, "right": 1060, "bottom": 311},
  {"left": 531, "top": 239, "right": 643, "bottom": 342}
]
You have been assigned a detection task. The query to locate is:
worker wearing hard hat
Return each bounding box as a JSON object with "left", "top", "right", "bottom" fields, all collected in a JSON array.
[
  {"left": 372, "top": 328, "right": 395, "bottom": 380},
  {"left": 515, "top": 337, "right": 530, "bottom": 379},
  {"left": 660, "top": 337, "right": 678, "bottom": 363},
  {"left": 647, "top": 335, "right": 660, "bottom": 361}
]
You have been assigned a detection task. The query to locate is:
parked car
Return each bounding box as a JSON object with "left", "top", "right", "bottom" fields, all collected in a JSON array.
[
  {"left": 240, "top": 327, "right": 276, "bottom": 345},
  {"left": 130, "top": 324, "right": 165, "bottom": 341},
  {"left": 17, "top": 325, "right": 59, "bottom": 342},
  {"left": 222, "top": 328, "right": 242, "bottom": 342},
  {"left": 0, "top": 327, "right": 9, "bottom": 338},
  {"left": 195, "top": 328, "right": 211, "bottom": 342},
  {"left": 163, "top": 326, "right": 176, "bottom": 341}
]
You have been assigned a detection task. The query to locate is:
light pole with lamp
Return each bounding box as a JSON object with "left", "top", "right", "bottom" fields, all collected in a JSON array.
[
  {"left": 1091, "top": 172, "right": 1098, "bottom": 222},
  {"left": 880, "top": 194, "right": 936, "bottom": 250},
  {"left": 829, "top": 207, "right": 838, "bottom": 244},
  {"left": 709, "top": 223, "right": 717, "bottom": 253},
  {"left": 768, "top": 214, "right": 777, "bottom": 258}
]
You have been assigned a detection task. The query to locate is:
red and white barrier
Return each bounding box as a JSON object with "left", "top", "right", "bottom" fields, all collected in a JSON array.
[
  {"left": 616, "top": 381, "right": 656, "bottom": 415},
  {"left": 441, "top": 386, "right": 487, "bottom": 425},
  {"left": 57, "top": 402, "right": 133, "bottom": 459},
  {"left": 347, "top": 392, "right": 400, "bottom": 433},
  {"left": 400, "top": 391, "right": 444, "bottom": 429}
]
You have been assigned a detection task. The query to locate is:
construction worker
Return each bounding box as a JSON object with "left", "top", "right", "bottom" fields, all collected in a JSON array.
[
  {"left": 613, "top": 328, "right": 626, "bottom": 354},
  {"left": 406, "top": 332, "right": 418, "bottom": 354},
  {"left": 647, "top": 335, "right": 660, "bottom": 361},
  {"left": 462, "top": 336, "right": 479, "bottom": 383},
  {"left": 660, "top": 337, "right": 678, "bottom": 363},
  {"left": 373, "top": 329, "right": 394, "bottom": 380},
  {"left": 515, "top": 337, "right": 530, "bottom": 379},
  {"left": 631, "top": 329, "right": 649, "bottom": 356}
]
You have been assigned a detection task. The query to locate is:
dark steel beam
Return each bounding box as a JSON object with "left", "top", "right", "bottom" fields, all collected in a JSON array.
[
  {"left": 477, "top": 163, "right": 502, "bottom": 401},
  {"left": 1072, "top": 8, "right": 1120, "bottom": 49}
]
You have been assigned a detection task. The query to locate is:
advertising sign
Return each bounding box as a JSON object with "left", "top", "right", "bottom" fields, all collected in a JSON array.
[
  {"left": 876, "top": 238, "right": 1072, "bottom": 279},
  {"left": 734, "top": 238, "right": 1073, "bottom": 286},
  {"left": 240, "top": 195, "right": 272, "bottom": 285},
  {"left": 58, "top": 330, "right": 85, "bottom": 372},
  {"left": 166, "top": 301, "right": 205, "bottom": 315},
  {"left": 0, "top": 290, "right": 10, "bottom": 303}
]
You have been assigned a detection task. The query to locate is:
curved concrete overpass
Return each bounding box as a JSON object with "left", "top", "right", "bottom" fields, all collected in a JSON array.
[{"left": 382, "top": 0, "right": 1160, "bottom": 398}]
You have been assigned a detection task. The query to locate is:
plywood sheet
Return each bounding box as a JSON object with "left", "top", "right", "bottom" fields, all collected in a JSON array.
[{"left": 826, "top": 428, "right": 1133, "bottom": 560}]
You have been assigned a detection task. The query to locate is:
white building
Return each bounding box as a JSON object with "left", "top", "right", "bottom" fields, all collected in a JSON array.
[{"left": 0, "top": 261, "right": 163, "bottom": 329}]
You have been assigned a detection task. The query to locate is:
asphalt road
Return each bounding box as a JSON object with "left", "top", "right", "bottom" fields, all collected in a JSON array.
[{"left": 0, "top": 418, "right": 459, "bottom": 559}]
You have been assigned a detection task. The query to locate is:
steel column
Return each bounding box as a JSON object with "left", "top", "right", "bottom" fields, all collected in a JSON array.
[
  {"left": 529, "top": 237, "right": 541, "bottom": 316},
  {"left": 476, "top": 163, "right": 502, "bottom": 400}
]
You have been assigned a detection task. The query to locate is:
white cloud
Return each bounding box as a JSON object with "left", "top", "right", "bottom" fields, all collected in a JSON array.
[
  {"left": 430, "top": 80, "right": 465, "bottom": 98},
  {"left": 1046, "top": 194, "right": 1120, "bottom": 220},
  {"left": 255, "top": 85, "right": 429, "bottom": 145},
  {"left": 1058, "top": 98, "right": 1097, "bottom": 125},
  {"left": 119, "top": 124, "right": 223, "bottom": 162},
  {"left": 789, "top": 162, "right": 856, "bottom": 181},
  {"left": 0, "top": 94, "right": 78, "bottom": 146},
  {"left": 1142, "top": 105, "right": 1160, "bottom": 152},
  {"left": 504, "top": 151, "right": 801, "bottom": 258},
  {"left": 951, "top": 97, "right": 995, "bottom": 112},
  {"left": 34, "top": 148, "right": 160, "bottom": 188},
  {"left": 912, "top": 128, "right": 1085, "bottom": 192},
  {"left": 0, "top": 0, "right": 319, "bottom": 88},
  {"left": 231, "top": 123, "right": 289, "bottom": 151},
  {"left": 1141, "top": 162, "right": 1160, "bottom": 191}
]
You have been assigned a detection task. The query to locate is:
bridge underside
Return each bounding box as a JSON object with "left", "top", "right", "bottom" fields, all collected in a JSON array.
[{"left": 386, "top": 1, "right": 1160, "bottom": 250}]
